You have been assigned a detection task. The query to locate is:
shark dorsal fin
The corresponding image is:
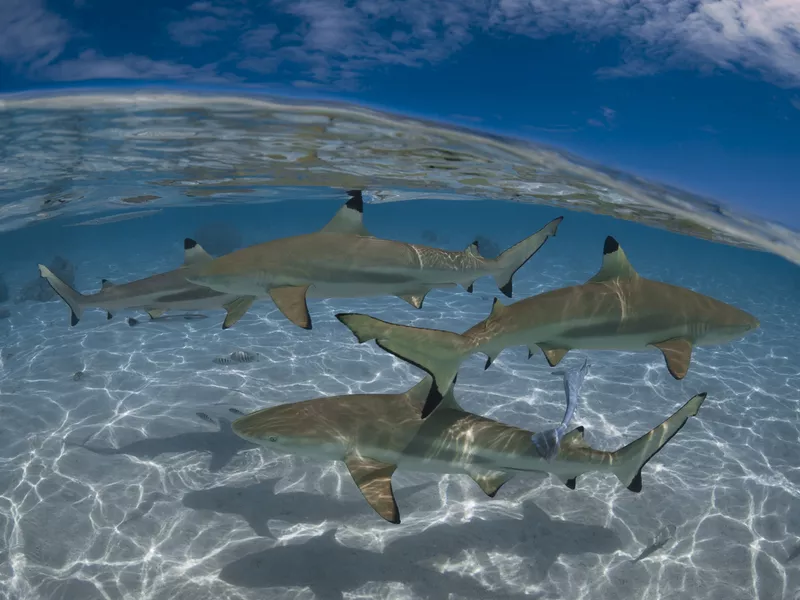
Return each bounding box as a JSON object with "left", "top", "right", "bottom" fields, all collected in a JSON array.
[
  {"left": 465, "top": 241, "right": 481, "bottom": 257},
  {"left": 320, "top": 190, "right": 372, "bottom": 237},
  {"left": 489, "top": 297, "right": 506, "bottom": 319},
  {"left": 560, "top": 426, "right": 588, "bottom": 449},
  {"left": 183, "top": 238, "right": 214, "bottom": 266},
  {"left": 101, "top": 279, "right": 115, "bottom": 290},
  {"left": 588, "top": 237, "right": 639, "bottom": 283}
]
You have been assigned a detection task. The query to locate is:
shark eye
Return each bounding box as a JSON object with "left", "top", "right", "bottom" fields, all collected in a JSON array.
[{"left": 268, "top": 436, "right": 278, "bottom": 443}]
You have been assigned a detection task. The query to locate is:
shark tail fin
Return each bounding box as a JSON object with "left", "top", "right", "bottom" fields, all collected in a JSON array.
[
  {"left": 611, "top": 393, "right": 707, "bottom": 492},
  {"left": 336, "top": 313, "right": 470, "bottom": 397},
  {"left": 492, "top": 216, "right": 563, "bottom": 297},
  {"left": 38, "top": 264, "right": 85, "bottom": 326}
]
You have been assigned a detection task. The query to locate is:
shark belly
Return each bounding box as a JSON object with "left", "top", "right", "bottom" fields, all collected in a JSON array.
[
  {"left": 306, "top": 280, "right": 459, "bottom": 300},
  {"left": 105, "top": 288, "right": 234, "bottom": 312}
]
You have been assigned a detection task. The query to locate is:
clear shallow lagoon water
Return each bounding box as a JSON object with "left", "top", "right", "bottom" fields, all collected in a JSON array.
[{"left": 0, "top": 92, "right": 799, "bottom": 600}]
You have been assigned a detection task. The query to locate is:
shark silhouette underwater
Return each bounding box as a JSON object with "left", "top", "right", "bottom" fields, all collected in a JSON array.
[
  {"left": 231, "top": 374, "right": 707, "bottom": 523},
  {"left": 337, "top": 235, "right": 759, "bottom": 407},
  {"left": 184, "top": 192, "right": 563, "bottom": 329}
]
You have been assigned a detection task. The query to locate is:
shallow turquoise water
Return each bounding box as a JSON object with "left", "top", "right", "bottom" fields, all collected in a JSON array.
[{"left": 0, "top": 93, "right": 798, "bottom": 600}]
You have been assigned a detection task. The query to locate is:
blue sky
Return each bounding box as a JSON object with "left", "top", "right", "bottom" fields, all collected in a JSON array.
[{"left": 1, "top": 0, "right": 799, "bottom": 226}]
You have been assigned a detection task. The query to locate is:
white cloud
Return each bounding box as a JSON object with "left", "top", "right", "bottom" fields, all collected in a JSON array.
[
  {"left": 0, "top": 0, "right": 72, "bottom": 72},
  {"left": 2, "top": 0, "right": 800, "bottom": 89},
  {"left": 40, "top": 50, "right": 236, "bottom": 83},
  {"left": 168, "top": 16, "right": 229, "bottom": 47},
  {"left": 265, "top": 0, "right": 800, "bottom": 87}
]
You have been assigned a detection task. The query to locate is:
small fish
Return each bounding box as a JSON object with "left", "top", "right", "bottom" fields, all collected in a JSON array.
[
  {"left": 196, "top": 412, "right": 217, "bottom": 425},
  {"left": 532, "top": 359, "right": 589, "bottom": 461},
  {"left": 785, "top": 544, "right": 800, "bottom": 564},
  {"left": 213, "top": 350, "right": 261, "bottom": 365},
  {"left": 632, "top": 525, "right": 675, "bottom": 563},
  {"left": 72, "top": 371, "right": 84, "bottom": 382},
  {"left": 127, "top": 313, "right": 209, "bottom": 327},
  {"left": 229, "top": 407, "right": 245, "bottom": 416}
]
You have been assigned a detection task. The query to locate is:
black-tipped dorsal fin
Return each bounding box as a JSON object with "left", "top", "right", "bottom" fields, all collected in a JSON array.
[
  {"left": 101, "top": 279, "right": 115, "bottom": 290},
  {"left": 560, "top": 426, "right": 589, "bottom": 449},
  {"left": 320, "top": 190, "right": 372, "bottom": 237},
  {"left": 465, "top": 241, "right": 481, "bottom": 257},
  {"left": 588, "top": 236, "right": 639, "bottom": 283},
  {"left": 489, "top": 297, "right": 506, "bottom": 319},
  {"left": 183, "top": 238, "right": 214, "bottom": 266},
  {"left": 344, "top": 452, "right": 400, "bottom": 524}
]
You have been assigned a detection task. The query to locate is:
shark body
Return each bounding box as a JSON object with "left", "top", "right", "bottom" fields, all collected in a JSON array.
[
  {"left": 186, "top": 191, "right": 563, "bottom": 329},
  {"left": 337, "top": 236, "right": 759, "bottom": 407},
  {"left": 231, "top": 376, "right": 706, "bottom": 523},
  {"left": 38, "top": 239, "right": 255, "bottom": 329}
]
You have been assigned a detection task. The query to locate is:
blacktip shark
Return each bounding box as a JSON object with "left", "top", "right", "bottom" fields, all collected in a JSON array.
[
  {"left": 185, "top": 190, "right": 563, "bottom": 330},
  {"left": 38, "top": 240, "right": 253, "bottom": 329},
  {"left": 38, "top": 193, "right": 396, "bottom": 330},
  {"left": 336, "top": 236, "right": 759, "bottom": 407},
  {"left": 231, "top": 375, "right": 707, "bottom": 524}
]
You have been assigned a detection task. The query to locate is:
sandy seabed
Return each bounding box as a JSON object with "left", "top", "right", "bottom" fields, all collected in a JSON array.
[{"left": 0, "top": 232, "right": 798, "bottom": 600}]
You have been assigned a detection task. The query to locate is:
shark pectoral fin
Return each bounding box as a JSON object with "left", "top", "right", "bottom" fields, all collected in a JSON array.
[
  {"left": 540, "top": 346, "right": 569, "bottom": 367},
  {"left": 101, "top": 279, "right": 115, "bottom": 290},
  {"left": 588, "top": 236, "right": 639, "bottom": 283},
  {"left": 222, "top": 296, "right": 256, "bottom": 329},
  {"left": 466, "top": 468, "right": 511, "bottom": 498},
  {"left": 398, "top": 293, "right": 427, "bottom": 309},
  {"left": 344, "top": 453, "right": 400, "bottom": 524},
  {"left": 147, "top": 309, "right": 166, "bottom": 319},
  {"left": 650, "top": 338, "right": 693, "bottom": 379},
  {"left": 269, "top": 286, "right": 312, "bottom": 329},
  {"left": 183, "top": 238, "right": 214, "bottom": 265},
  {"left": 320, "top": 190, "right": 372, "bottom": 237}
]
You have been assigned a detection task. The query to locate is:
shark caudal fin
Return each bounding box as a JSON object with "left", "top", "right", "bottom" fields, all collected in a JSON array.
[
  {"left": 336, "top": 313, "right": 470, "bottom": 398},
  {"left": 492, "top": 216, "right": 563, "bottom": 297},
  {"left": 612, "top": 392, "right": 707, "bottom": 492},
  {"left": 38, "top": 265, "right": 85, "bottom": 326}
]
